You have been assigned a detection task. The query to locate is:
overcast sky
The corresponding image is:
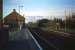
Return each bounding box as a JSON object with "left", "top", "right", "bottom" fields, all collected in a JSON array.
[{"left": 3, "top": 0, "right": 75, "bottom": 22}]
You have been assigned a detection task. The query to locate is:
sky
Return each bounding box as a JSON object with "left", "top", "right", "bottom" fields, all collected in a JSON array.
[{"left": 3, "top": 0, "right": 75, "bottom": 23}]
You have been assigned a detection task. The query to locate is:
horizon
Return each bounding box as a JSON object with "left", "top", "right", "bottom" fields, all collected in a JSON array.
[{"left": 3, "top": 0, "right": 75, "bottom": 22}]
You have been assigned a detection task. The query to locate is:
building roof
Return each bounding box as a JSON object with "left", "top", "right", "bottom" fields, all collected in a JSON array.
[{"left": 4, "top": 9, "right": 25, "bottom": 21}]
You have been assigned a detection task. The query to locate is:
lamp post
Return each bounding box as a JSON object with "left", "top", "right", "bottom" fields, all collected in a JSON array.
[{"left": 65, "top": 8, "right": 67, "bottom": 32}]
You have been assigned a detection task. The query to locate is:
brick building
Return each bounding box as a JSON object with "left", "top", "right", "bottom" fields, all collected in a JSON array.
[{"left": 4, "top": 9, "right": 25, "bottom": 31}]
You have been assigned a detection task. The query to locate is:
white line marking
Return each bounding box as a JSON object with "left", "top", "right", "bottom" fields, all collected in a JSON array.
[{"left": 26, "top": 28, "right": 43, "bottom": 50}]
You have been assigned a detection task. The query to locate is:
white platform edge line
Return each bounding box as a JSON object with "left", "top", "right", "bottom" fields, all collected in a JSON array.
[{"left": 27, "top": 28, "right": 43, "bottom": 50}]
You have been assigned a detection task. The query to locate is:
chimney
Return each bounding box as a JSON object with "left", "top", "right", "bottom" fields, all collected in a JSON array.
[{"left": 13, "top": 9, "right": 16, "bottom": 12}]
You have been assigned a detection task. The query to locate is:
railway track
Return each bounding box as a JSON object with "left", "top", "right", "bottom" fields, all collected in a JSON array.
[
  {"left": 28, "top": 27, "right": 75, "bottom": 50},
  {"left": 28, "top": 28, "right": 61, "bottom": 50}
]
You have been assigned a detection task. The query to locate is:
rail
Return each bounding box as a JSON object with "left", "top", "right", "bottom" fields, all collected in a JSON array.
[
  {"left": 26, "top": 28, "right": 43, "bottom": 50},
  {"left": 28, "top": 28, "right": 60, "bottom": 50}
]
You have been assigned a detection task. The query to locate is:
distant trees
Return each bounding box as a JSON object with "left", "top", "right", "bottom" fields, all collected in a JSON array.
[
  {"left": 53, "top": 18, "right": 64, "bottom": 28},
  {"left": 27, "top": 22, "right": 38, "bottom": 28},
  {"left": 37, "top": 19, "right": 50, "bottom": 27},
  {"left": 27, "top": 18, "right": 64, "bottom": 30},
  {"left": 27, "top": 13, "right": 75, "bottom": 31},
  {"left": 65, "top": 14, "right": 75, "bottom": 29},
  {"left": 37, "top": 18, "right": 65, "bottom": 30}
]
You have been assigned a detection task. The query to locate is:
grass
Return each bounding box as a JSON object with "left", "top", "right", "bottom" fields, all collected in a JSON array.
[{"left": 41, "top": 27, "right": 75, "bottom": 33}]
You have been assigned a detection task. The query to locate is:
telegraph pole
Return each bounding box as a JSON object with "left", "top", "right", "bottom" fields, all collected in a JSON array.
[
  {"left": 69, "top": 8, "right": 72, "bottom": 32},
  {"left": 18, "top": 5, "right": 23, "bottom": 30},
  {"left": 65, "top": 8, "right": 67, "bottom": 32},
  {"left": 19, "top": 5, "right": 23, "bottom": 14}
]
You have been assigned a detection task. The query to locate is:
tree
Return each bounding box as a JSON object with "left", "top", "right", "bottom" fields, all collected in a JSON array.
[
  {"left": 53, "top": 18, "right": 64, "bottom": 29},
  {"left": 37, "top": 19, "right": 50, "bottom": 27},
  {"left": 65, "top": 12, "right": 75, "bottom": 29},
  {"left": 27, "top": 22, "right": 38, "bottom": 28}
]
